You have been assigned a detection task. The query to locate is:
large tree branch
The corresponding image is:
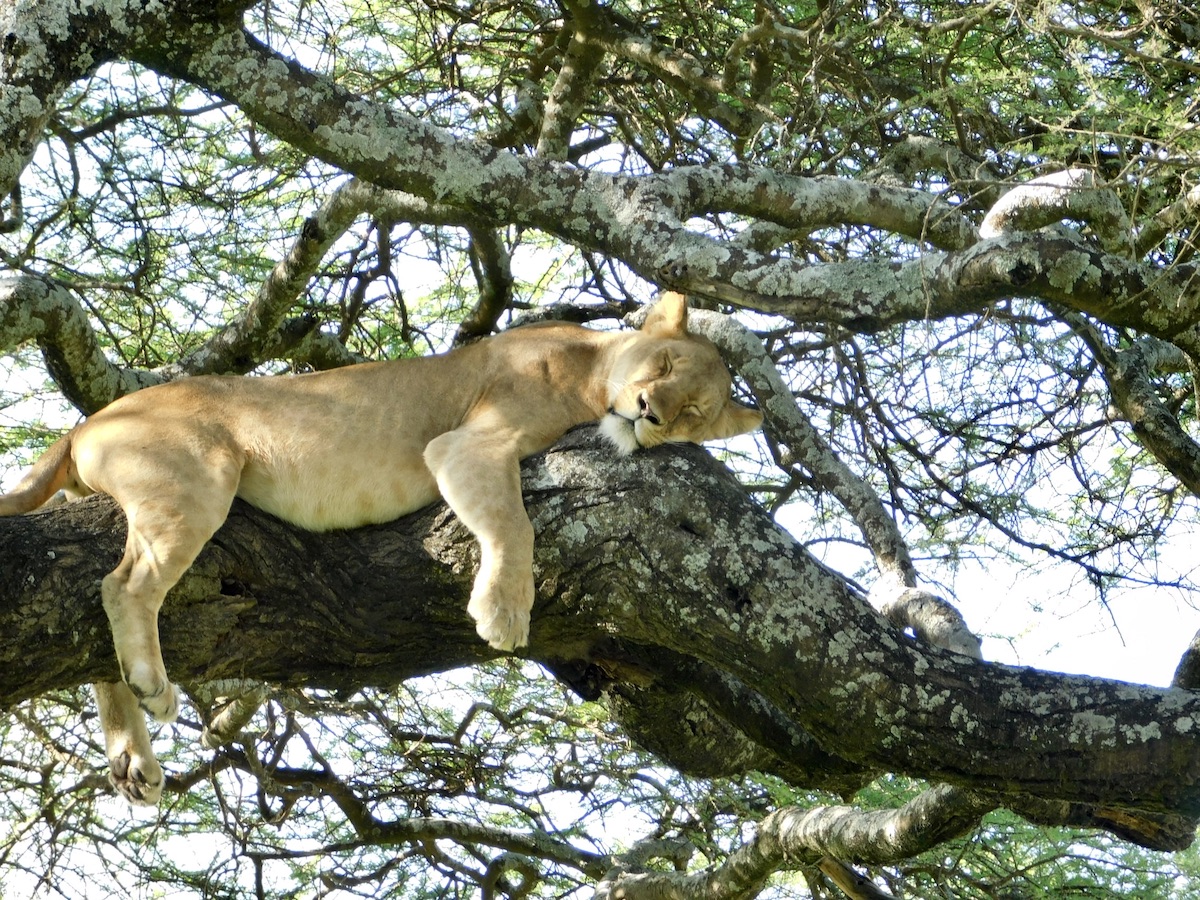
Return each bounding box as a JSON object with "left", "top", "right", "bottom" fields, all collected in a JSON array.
[
  {"left": 121, "top": 14, "right": 1200, "bottom": 350},
  {"left": 2, "top": 428, "right": 1200, "bottom": 848},
  {"left": 979, "top": 168, "right": 1132, "bottom": 253},
  {"left": 139, "top": 23, "right": 1200, "bottom": 348},
  {"left": 8, "top": 4, "right": 1200, "bottom": 351}
]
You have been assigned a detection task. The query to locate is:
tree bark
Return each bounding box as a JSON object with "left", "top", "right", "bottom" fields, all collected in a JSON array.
[{"left": 2, "top": 427, "right": 1199, "bottom": 848}]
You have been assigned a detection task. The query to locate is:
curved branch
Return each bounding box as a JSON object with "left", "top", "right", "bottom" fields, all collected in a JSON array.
[
  {"left": 0, "top": 274, "right": 159, "bottom": 413},
  {"left": 594, "top": 786, "right": 992, "bottom": 900},
  {"left": 456, "top": 227, "right": 515, "bottom": 344},
  {"left": 979, "top": 169, "right": 1131, "bottom": 253},
  {"left": 879, "top": 589, "right": 982, "bottom": 659}
]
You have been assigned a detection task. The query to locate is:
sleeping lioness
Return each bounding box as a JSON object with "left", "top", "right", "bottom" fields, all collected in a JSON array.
[{"left": 0, "top": 291, "right": 761, "bottom": 804}]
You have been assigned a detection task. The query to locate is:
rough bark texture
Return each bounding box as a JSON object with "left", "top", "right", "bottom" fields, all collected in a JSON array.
[{"left": 2, "top": 427, "right": 1199, "bottom": 851}]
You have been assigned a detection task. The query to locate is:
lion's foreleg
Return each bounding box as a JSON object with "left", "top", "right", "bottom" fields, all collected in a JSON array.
[
  {"left": 93, "top": 681, "right": 164, "bottom": 805},
  {"left": 425, "top": 427, "right": 535, "bottom": 651}
]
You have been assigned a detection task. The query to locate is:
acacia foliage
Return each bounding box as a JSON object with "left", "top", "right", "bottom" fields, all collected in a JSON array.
[{"left": 3, "top": 0, "right": 1200, "bottom": 898}]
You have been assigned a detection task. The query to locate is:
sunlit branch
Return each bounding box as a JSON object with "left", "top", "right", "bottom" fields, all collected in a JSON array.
[
  {"left": 0, "top": 273, "right": 158, "bottom": 413},
  {"left": 979, "top": 168, "right": 1131, "bottom": 254},
  {"left": 1064, "top": 310, "right": 1200, "bottom": 497},
  {"left": 594, "top": 785, "right": 992, "bottom": 900},
  {"left": 534, "top": 1, "right": 606, "bottom": 161}
]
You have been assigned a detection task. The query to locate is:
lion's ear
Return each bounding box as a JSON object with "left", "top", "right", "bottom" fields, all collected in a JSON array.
[
  {"left": 708, "top": 401, "right": 763, "bottom": 440},
  {"left": 642, "top": 292, "right": 689, "bottom": 338}
]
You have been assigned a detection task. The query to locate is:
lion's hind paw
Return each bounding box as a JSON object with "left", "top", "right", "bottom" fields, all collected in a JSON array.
[
  {"left": 108, "top": 748, "right": 164, "bottom": 806},
  {"left": 473, "top": 605, "right": 531, "bottom": 652}
]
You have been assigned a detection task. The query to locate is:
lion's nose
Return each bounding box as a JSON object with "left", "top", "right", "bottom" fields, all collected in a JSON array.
[{"left": 637, "top": 393, "right": 661, "bottom": 425}]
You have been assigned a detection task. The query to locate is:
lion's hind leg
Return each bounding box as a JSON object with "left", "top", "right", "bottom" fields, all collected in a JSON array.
[
  {"left": 97, "top": 453, "right": 242, "bottom": 722},
  {"left": 94, "top": 681, "right": 163, "bottom": 805}
]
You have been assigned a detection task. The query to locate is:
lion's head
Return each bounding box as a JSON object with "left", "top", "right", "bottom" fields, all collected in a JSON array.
[{"left": 601, "top": 293, "right": 763, "bottom": 455}]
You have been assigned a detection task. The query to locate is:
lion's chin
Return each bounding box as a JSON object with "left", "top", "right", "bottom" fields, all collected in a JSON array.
[{"left": 599, "top": 413, "right": 641, "bottom": 456}]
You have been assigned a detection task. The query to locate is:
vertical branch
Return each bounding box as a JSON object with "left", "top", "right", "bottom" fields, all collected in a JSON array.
[
  {"left": 535, "top": 1, "right": 607, "bottom": 160},
  {"left": 456, "top": 227, "right": 515, "bottom": 344}
]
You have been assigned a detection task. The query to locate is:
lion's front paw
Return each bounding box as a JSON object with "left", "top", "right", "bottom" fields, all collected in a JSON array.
[
  {"left": 125, "top": 662, "right": 181, "bottom": 723},
  {"left": 473, "top": 604, "right": 532, "bottom": 651},
  {"left": 468, "top": 572, "right": 533, "bottom": 652},
  {"left": 108, "top": 747, "right": 164, "bottom": 806}
]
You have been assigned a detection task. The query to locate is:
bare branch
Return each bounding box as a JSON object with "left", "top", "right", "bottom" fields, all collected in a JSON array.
[
  {"left": 594, "top": 786, "right": 991, "bottom": 900},
  {"left": 0, "top": 274, "right": 159, "bottom": 413},
  {"left": 678, "top": 306, "right": 919, "bottom": 590},
  {"left": 980, "top": 169, "right": 1132, "bottom": 254}
]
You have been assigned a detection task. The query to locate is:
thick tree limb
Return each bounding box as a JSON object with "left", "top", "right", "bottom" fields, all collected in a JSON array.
[
  {"left": 457, "top": 226, "right": 516, "bottom": 344},
  {"left": 879, "top": 589, "right": 982, "bottom": 660},
  {"left": 2, "top": 428, "right": 1199, "bottom": 850},
  {"left": 8, "top": 4, "right": 1200, "bottom": 349}
]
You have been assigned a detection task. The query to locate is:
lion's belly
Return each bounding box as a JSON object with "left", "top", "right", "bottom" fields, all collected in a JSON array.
[{"left": 236, "top": 443, "right": 440, "bottom": 532}]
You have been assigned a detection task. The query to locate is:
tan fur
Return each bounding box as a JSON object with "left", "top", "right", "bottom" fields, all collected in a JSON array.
[{"left": 0, "top": 293, "right": 761, "bottom": 804}]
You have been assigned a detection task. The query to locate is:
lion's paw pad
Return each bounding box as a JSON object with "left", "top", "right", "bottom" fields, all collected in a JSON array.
[{"left": 108, "top": 749, "right": 164, "bottom": 806}]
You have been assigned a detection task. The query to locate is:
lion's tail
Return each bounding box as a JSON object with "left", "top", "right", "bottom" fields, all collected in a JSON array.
[{"left": 0, "top": 432, "right": 75, "bottom": 515}]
